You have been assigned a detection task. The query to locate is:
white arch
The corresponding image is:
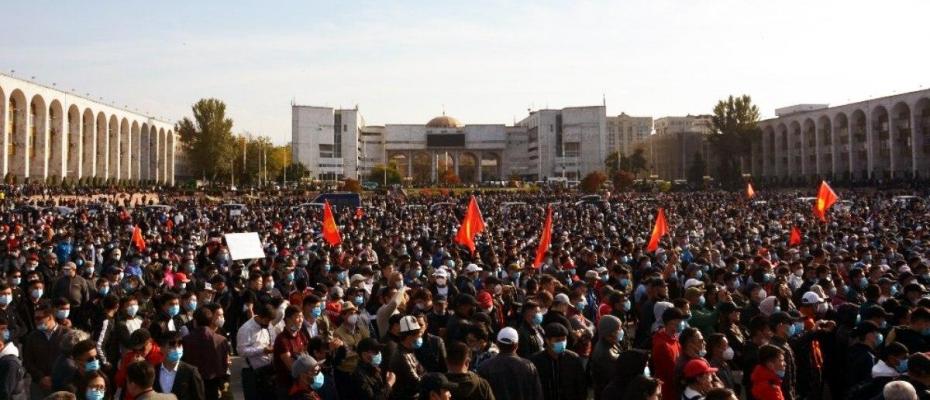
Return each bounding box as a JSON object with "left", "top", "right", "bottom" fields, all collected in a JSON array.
[
  {"left": 48, "top": 100, "right": 64, "bottom": 179},
  {"left": 67, "top": 105, "right": 81, "bottom": 179},
  {"left": 95, "top": 112, "right": 107, "bottom": 178},
  {"left": 131, "top": 121, "right": 141, "bottom": 181},
  {"left": 28, "top": 94, "right": 48, "bottom": 179}
]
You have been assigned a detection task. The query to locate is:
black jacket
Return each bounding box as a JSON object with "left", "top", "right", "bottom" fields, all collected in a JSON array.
[
  {"left": 350, "top": 362, "right": 390, "bottom": 400},
  {"left": 889, "top": 326, "right": 930, "bottom": 354},
  {"left": 153, "top": 361, "right": 206, "bottom": 400},
  {"left": 516, "top": 323, "right": 544, "bottom": 359},
  {"left": 413, "top": 334, "right": 446, "bottom": 373},
  {"left": 846, "top": 343, "right": 876, "bottom": 389},
  {"left": 0, "top": 353, "right": 28, "bottom": 400},
  {"left": 387, "top": 346, "right": 424, "bottom": 400},
  {"left": 446, "top": 371, "right": 496, "bottom": 400},
  {"left": 529, "top": 350, "right": 587, "bottom": 400},
  {"left": 477, "top": 353, "right": 543, "bottom": 400}
]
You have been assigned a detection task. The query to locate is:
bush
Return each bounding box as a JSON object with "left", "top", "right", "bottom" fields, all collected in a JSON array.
[
  {"left": 613, "top": 171, "right": 635, "bottom": 191},
  {"left": 580, "top": 171, "right": 608, "bottom": 193},
  {"left": 341, "top": 178, "right": 362, "bottom": 193}
]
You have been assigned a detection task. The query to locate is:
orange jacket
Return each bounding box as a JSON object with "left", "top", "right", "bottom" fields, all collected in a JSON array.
[{"left": 751, "top": 364, "right": 785, "bottom": 400}]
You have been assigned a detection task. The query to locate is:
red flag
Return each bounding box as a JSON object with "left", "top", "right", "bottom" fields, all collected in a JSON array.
[
  {"left": 165, "top": 219, "right": 174, "bottom": 233},
  {"left": 646, "top": 208, "right": 669, "bottom": 253},
  {"left": 355, "top": 207, "right": 364, "bottom": 220},
  {"left": 747, "top": 183, "right": 756, "bottom": 199},
  {"left": 455, "top": 196, "right": 486, "bottom": 254},
  {"left": 789, "top": 226, "right": 802, "bottom": 246},
  {"left": 322, "top": 201, "right": 342, "bottom": 246},
  {"left": 813, "top": 181, "right": 838, "bottom": 222},
  {"left": 132, "top": 225, "right": 146, "bottom": 252},
  {"left": 533, "top": 205, "right": 554, "bottom": 268}
]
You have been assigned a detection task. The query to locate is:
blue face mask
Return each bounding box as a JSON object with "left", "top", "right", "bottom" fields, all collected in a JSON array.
[
  {"left": 898, "top": 358, "right": 910, "bottom": 373},
  {"left": 371, "top": 352, "right": 383, "bottom": 366},
  {"left": 166, "top": 347, "right": 184, "bottom": 362},
  {"left": 337, "top": 271, "right": 347, "bottom": 281},
  {"left": 287, "top": 272, "right": 295, "bottom": 281},
  {"left": 354, "top": 295, "right": 365, "bottom": 306},
  {"left": 643, "top": 366, "right": 651, "bottom": 377},
  {"left": 859, "top": 277, "right": 869, "bottom": 288},
  {"left": 698, "top": 296, "right": 706, "bottom": 306},
  {"left": 616, "top": 329, "right": 625, "bottom": 342},
  {"left": 185, "top": 301, "right": 198, "bottom": 312},
  {"left": 776, "top": 369, "right": 786, "bottom": 378},
  {"left": 1, "top": 329, "right": 9, "bottom": 342},
  {"left": 619, "top": 278, "right": 630, "bottom": 288},
  {"left": 533, "top": 312, "right": 544, "bottom": 326},
  {"left": 623, "top": 299, "right": 632, "bottom": 312},
  {"left": 85, "top": 359, "right": 100, "bottom": 372},
  {"left": 98, "top": 286, "right": 109, "bottom": 296},
  {"left": 311, "top": 306, "right": 322, "bottom": 319},
  {"left": 694, "top": 270, "right": 703, "bottom": 280},
  {"left": 552, "top": 340, "right": 567, "bottom": 354},
  {"left": 31, "top": 289, "right": 43, "bottom": 300},
  {"left": 11, "top": 278, "right": 21, "bottom": 286},
  {"left": 311, "top": 371, "right": 325, "bottom": 390},
  {"left": 413, "top": 336, "right": 424, "bottom": 349},
  {"left": 876, "top": 333, "right": 884, "bottom": 346},
  {"left": 676, "top": 321, "right": 686, "bottom": 333},
  {"left": 575, "top": 302, "right": 586, "bottom": 312},
  {"left": 0, "top": 295, "right": 11, "bottom": 306},
  {"left": 55, "top": 310, "right": 70, "bottom": 320},
  {"left": 323, "top": 264, "right": 332, "bottom": 273},
  {"left": 86, "top": 389, "right": 104, "bottom": 400},
  {"left": 126, "top": 305, "right": 139, "bottom": 317},
  {"left": 168, "top": 305, "right": 180, "bottom": 317}
]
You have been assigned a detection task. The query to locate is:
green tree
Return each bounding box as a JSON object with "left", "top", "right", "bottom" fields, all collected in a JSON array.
[
  {"left": 579, "top": 171, "right": 608, "bottom": 193},
  {"left": 709, "top": 95, "right": 761, "bottom": 189},
  {"left": 612, "top": 170, "right": 635, "bottom": 191},
  {"left": 629, "top": 147, "right": 648, "bottom": 176},
  {"left": 605, "top": 151, "right": 636, "bottom": 176},
  {"left": 368, "top": 163, "right": 403, "bottom": 185},
  {"left": 176, "top": 99, "right": 236, "bottom": 183},
  {"left": 284, "top": 162, "right": 310, "bottom": 182},
  {"left": 687, "top": 152, "right": 707, "bottom": 187}
]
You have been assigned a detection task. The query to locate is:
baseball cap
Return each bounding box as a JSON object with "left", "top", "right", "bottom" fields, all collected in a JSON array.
[
  {"left": 291, "top": 355, "right": 322, "bottom": 378},
  {"left": 497, "top": 327, "right": 519, "bottom": 345},
  {"left": 584, "top": 270, "right": 599, "bottom": 280},
  {"left": 357, "top": 337, "right": 384, "bottom": 354},
  {"left": 456, "top": 294, "right": 477, "bottom": 307},
  {"left": 465, "top": 264, "right": 483, "bottom": 273},
  {"left": 683, "top": 359, "right": 718, "bottom": 378},
  {"left": 544, "top": 323, "right": 569, "bottom": 338},
  {"left": 769, "top": 311, "right": 799, "bottom": 328},
  {"left": 861, "top": 305, "right": 893, "bottom": 320},
  {"left": 477, "top": 292, "right": 493, "bottom": 309},
  {"left": 684, "top": 279, "right": 705, "bottom": 289},
  {"left": 684, "top": 287, "right": 705, "bottom": 298},
  {"left": 420, "top": 372, "right": 458, "bottom": 393},
  {"left": 800, "top": 291, "right": 823, "bottom": 306},
  {"left": 553, "top": 293, "right": 571, "bottom": 305},
  {"left": 909, "top": 353, "right": 930, "bottom": 375},
  {"left": 174, "top": 272, "right": 190, "bottom": 283},
  {"left": 852, "top": 321, "right": 881, "bottom": 338},
  {"left": 399, "top": 315, "right": 421, "bottom": 333}
]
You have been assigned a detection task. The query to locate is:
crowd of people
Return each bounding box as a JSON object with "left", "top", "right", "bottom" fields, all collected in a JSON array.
[{"left": 1, "top": 186, "right": 930, "bottom": 400}]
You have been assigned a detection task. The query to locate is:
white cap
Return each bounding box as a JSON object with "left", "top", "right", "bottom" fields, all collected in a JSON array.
[
  {"left": 465, "top": 264, "right": 483, "bottom": 273},
  {"left": 584, "top": 270, "right": 599, "bottom": 279},
  {"left": 497, "top": 327, "right": 519, "bottom": 345},
  {"left": 433, "top": 269, "right": 450, "bottom": 278},
  {"left": 554, "top": 293, "right": 570, "bottom": 305},
  {"left": 801, "top": 291, "right": 824, "bottom": 305},
  {"left": 759, "top": 296, "right": 780, "bottom": 316},
  {"left": 399, "top": 315, "right": 421, "bottom": 333},
  {"left": 684, "top": 279, "right": 704, "bottom": 289}
]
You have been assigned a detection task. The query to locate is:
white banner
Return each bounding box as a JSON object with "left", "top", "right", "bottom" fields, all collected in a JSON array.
[{"left": 224, "top": 232, "right": 265, "bottom": 260}]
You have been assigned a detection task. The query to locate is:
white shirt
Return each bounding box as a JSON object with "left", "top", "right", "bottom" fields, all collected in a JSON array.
[
  {"left": 0, "top": 342, "right": 19, "bottom": 358},
  {"left": 159, "top": 362, "right": 179, "bottom": 393},
  {"left": 236, "top": 318, "right": 273, "bottom": 368}
]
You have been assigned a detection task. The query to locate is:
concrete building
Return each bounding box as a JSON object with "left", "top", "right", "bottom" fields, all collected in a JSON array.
[
  {"left": 607, "top": 113, "right": 653, "bottom": 157},
  {"left": 292, "top": 104, "right": 608, "bottom": 182},
  {"left": 0, "top": 73, "right": 177, "bottom": 184},
  {"left": 634, "top": 115, "right": 714, "bottom": 180},
  {"left": 752, "top": 89, "right": 930, "bottom": 181}
]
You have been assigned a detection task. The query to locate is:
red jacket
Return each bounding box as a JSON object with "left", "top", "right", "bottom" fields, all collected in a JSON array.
[
  {"left": 751, "top": 365, "right": 785, "bottom": 400},
  {"left": 651, "top": 329, "right": 681, "bottom": 400}
]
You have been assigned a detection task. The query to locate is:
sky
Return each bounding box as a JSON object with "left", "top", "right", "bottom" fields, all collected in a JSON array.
[{"left": 3, "top": 0, "right": 929, "bottom": 144}]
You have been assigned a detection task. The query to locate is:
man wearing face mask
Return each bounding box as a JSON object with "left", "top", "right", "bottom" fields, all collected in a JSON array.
[
  {"left": 181, "top": 307, "right": 230, "bottom": 400},
  {"left": 154, "top": 331, "right": 206, "bottom": 400},
  {"left": 51, "top": 262, "right": 91, "bottom": 313},
  {"left": 350, "top": 337, "right": 395, "bottom": 400},
  {"left": 529, "top": 323, "right": 586, "bottom": 400},
  {"left": 389, "top": 316, "right": 426, "bottom": 400},
  {"left": 22, "top": 302, "right": 69, "bottom": 399},
  {"left": 334, "top": 302, "right": 370, "bottom": 376},
  {"left": 150, "top": 292, "right": 183, "bottom": 344},
  {"left": 768, "top": 312, "right": 800, "bottom": 400},
  {"left": 236, "top": 304, "right": 276, "bottom": 400}
]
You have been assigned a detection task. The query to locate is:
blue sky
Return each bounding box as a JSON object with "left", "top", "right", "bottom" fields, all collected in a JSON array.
[{"left": 4, "top": 0, "right": 928, "bottom": 144}]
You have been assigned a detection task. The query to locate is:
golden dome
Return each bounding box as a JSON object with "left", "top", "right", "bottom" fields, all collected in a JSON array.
[{"left": 426, "top": 115, "right": 462, "bottom": 129}]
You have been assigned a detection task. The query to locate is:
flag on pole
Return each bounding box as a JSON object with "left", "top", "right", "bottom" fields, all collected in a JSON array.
[
  {"left": 646, "top": 208, "right": 669, "bottom": 253},
  {"left": 813, "top": 181, "right": 838, "bottom": 222},
  {"left": 455, "top": 196, "right": 485, "bottom": 254},
  {"left": 132, "top": 225, "right": 146, "bottom": 252},
  {"left": 322, "top": 201, "right": 342, "bottom": 246},
  {"left": 789, "top": 226, "right": 802, "bottom": 246},
  {"left": 533, "top": 205, "right": 554, "bottom": 268},
  {"left": 747, "top": 183, "right": 756, "bottom": 199}
]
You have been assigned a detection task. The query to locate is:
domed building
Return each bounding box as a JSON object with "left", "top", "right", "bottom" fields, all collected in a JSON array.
[{"left": 292, "top": 104, "right": 610, "bottom": 184}]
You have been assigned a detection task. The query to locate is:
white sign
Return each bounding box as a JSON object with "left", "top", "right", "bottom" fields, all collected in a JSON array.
[
  {"left": 229, "top": 209, "right": 242, "bottom": 217},
  {"left": 224, "top": 232, "right": 265, "bottom": 260}
]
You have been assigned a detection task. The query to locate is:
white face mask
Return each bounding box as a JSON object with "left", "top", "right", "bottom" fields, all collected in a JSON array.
[{"left": 723, "top": 346, "right": 735, "bottom": 360}]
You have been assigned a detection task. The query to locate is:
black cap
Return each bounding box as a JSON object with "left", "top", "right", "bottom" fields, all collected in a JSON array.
[
  {"left": 769, "top": 311, "right": 798, "bottom": 328},
  {"left": 420, "top": 372, "right": 458, "bottom": 393},
  {"left": 852, "top": 321, "right": 881, "bottom": 338},
  {"left": 544, "top": 323, "right": 569, "bottom": 338},
  {"left": 911, "top": 353, "right": 930, "bottom": 375},
  {"left": 860, "top": 305, "right": 893, "bottom": 320},
  {"left": 434, "top": 294, "right": 447, "bottom": 303},
  {"left": 456, "top": 294, "right": 477, "bottom": 307},
  {"left": 716, "top": 301, "right": 737, "bottom": 314},
  {"left": 357, "top": 338, "right": 384, "bottom": 354}
]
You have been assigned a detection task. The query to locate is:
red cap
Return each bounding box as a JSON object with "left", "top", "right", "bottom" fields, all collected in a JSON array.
[
  {"left": 174, "top": 272, "right": 190, "bottom": 283},
  {"left": 477, "top": 291, "right": 493, "bottom": 309},
  {"left": 683, "top": 359, "right": 718, "bottom": 378}
]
